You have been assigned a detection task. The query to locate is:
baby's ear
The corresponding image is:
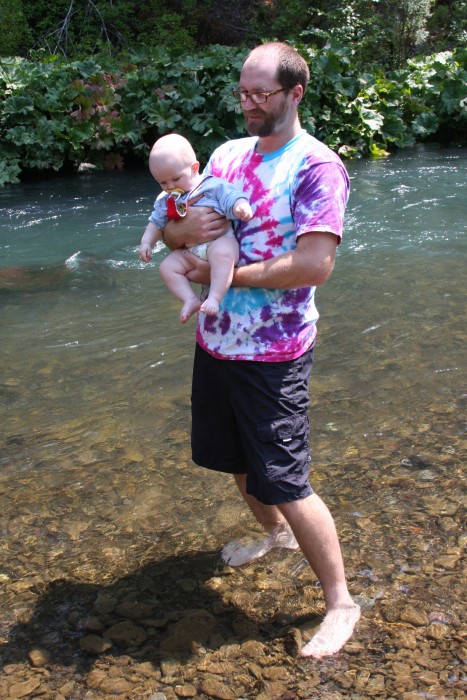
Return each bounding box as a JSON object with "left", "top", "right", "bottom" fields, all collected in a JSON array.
[{"left": 192, "top": 161, "right": 200, "bottom": 174}]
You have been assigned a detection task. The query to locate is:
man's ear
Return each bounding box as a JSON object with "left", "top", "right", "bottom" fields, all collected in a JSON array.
[
  {"left": 192, "top": 161, "right": 200, "bottom": 174},
  {"left": 293, "top": 84, "right": 304, "bottom": 105}
]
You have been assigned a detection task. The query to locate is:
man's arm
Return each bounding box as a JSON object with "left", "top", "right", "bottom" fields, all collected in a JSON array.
[{"left": 185, "top": 231, "right": 338, "bottom": 288}]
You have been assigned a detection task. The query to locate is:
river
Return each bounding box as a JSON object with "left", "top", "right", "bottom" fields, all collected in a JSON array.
[{"left": 0, "top": 145, "right": 465, "bottom": 698}]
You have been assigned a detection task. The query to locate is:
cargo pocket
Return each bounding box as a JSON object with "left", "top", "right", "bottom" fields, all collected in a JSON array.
[{"left": 256, "top": 413, "right": 309, "bottom": 482}]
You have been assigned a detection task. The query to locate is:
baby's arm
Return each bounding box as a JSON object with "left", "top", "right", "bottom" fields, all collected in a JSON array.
[
  {"left": 139, "top": 221, "right": 163, "bottom": 262},
  {"left": 233, "top": 197, "right": 253, "bottom": 222}
]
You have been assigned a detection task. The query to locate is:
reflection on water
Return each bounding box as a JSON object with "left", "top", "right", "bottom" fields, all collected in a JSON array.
[{"left": 0, "top": 146, "right": 465, "bottom": 697}]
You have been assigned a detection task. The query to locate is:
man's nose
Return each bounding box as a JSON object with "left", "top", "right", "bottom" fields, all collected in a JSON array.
[{"left": 242, "top": 95, "right": 260, "bottom": 109}]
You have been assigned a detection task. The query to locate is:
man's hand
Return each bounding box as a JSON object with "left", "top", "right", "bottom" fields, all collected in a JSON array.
[
  {"left": 184, "top": 251, "right": 211, "bottom": 285},
  {"left": 164, "top": 202, "right": 230, "bottom": 251}
]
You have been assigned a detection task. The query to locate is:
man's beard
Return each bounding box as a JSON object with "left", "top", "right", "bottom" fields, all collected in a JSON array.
[{"left": 244, "top": 102, "right": 288, "bottom": 137}]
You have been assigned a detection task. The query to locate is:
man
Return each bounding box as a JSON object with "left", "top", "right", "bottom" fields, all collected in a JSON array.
[{"left": 164, "top": 42, "right": 360, "bottom": 658}]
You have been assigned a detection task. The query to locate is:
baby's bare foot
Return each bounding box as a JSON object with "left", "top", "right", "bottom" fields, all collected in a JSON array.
[
  {"left": 301, "top": 603, "right": 361, "bottom": 658},
  {"left": 180, "top": 298, "right": 201, "bottom": 323},
  {"left": 200, "top": 296, "right": 220, "bottom": 315},
  {"left": 221, "top": 524, "right": 299, "bottom": 567}
]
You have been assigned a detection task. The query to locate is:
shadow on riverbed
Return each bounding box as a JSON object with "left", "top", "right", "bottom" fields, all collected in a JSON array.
[
  {"left": 1, "top": 548, "right": 312, "bottom": 675},
  {"left": 0, "top": 264, "right": 71, "bottom": 294},
  {"left": 0, "top": 253, "right": 123, "bottom": 295}
]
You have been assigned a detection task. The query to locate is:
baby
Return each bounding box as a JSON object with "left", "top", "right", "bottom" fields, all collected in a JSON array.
[{"left": 139, "top": 134, "right": 252, "bottom": 323}]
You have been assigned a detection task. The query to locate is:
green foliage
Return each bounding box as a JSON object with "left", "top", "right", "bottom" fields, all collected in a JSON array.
[
  {"left": 0, "top": 43, "right": 465, "bottom": 185},
  {"left": 4, "top": 1, "right": 463, "bottom": 67},
  {"left": 297, "top": 41, "right": 466, "bottom": 157},
  {"left": 248, "top": 1, "right": 439, "bottom": 69},
  {"left": 0, "top": 0, "right": 32, "bottom": 57}
]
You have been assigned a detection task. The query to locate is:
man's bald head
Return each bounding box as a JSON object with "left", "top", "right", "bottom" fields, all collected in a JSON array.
[{"left": 243, "top": 42, "right": 310, "bottom": 95}]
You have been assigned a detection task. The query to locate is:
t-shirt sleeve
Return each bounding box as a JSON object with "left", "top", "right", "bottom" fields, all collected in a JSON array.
[
  {"left": 291, "top": 160, "right": 350, "bottom": 244},
  {"left": 149, "top": 192, "right": 169, "bottom": 229}
]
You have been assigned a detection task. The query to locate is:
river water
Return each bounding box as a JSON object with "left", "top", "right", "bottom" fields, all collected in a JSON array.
[{"left": 0, "top": 145, "right": 465, "bottom": 698}]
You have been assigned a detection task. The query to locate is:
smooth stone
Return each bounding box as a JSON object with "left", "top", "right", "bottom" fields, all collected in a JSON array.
[
  {"left": 115, "top": 601, "right": 154, "bottom": 619},
  {"left": 400, "top": 608, "right": 429, "bottom": 626},
  {"left": 261, "top": 666, "right": 290, "bottom": 681},
  {"left": 255, "top": 680, "right": 289, "bottom": 700},
  {"left": 380, "top": 605, "right": 400, "bottom": 622},
  {"left": 104, "top": 620, "right": 148, "bottom": 647},
  {"left": 417, "top": 670, "right": 440, "bottom": 684},
  {"left": 79, "top": 634, "right": 113, "bottom": 654},
  {"left": 345, "top": 641, "right": 366, "bottom": 654},
  {"left": 366, "top": 674, "right": 386, "bottom": 695},
  {"left": 94, "top": 594, "right": 118, "bottom": 614},
  {"left": 59, "top": 682, "right": 76, "bottom": 695},
  {"left": 434, "top": 554, "right": 460, "bottom": 569},
  {"left": 135, "top": 661, "right": 162, "bottom": 678},
  {"left": 196, "top": 661, "right": 238, "bottom": 675},
  {"left": 389, "top": 629, "right": 418, "bottom": 649},
  {"left": 83, "top": 615, "right": 104, "bottom": 632},
  {"left": 283, "top": 627, "right": 301, "bottom": 657},
  {"left": 27, "top": 647, "right": 50, "bottom": 667},
  {"left": 100, "top": 678, "right": 134, "bottom": 693},
  {"left": 426, "top": 623, "right": 450, "bottom": 639},
  {"left": 86, "top": 670, "right": 109, "bottom": 688},
  {"left": 161, "top": 609, "right": 216, "bottom": 653},
  {"left": 8, "top": 678, "right": 41, "bottom": 698},
  {"left": 174, "top": 684, "right": 197, "bottom": 697},
  {"left": 238, "top": 639, "right": 266, "bottom": 658},
  {"left": 422, "top": 500, "right": 459, "bottom": 516},
  {"left": 201, "top": 678, "right": 236, "bottom": 700},
  {"left": 160, "top": 659, "right": 182, "bottom": 677}
]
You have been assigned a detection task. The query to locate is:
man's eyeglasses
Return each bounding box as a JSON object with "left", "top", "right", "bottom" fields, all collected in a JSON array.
[{"left": 232, "top": 88, "right": 286, "bottom": 104}]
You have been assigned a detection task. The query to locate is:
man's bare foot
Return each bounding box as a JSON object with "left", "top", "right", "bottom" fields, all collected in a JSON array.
[
  {"left": 180, "top": 298, "right": 201, "bottom": 323},
  {"left": 200, "top": 296, "right": 220, "bottom": 315},
  {"left": 301, "top": 603, "right": 361, "bottom": 658},
  {"left": 221, "top": 523, "right": 299, "bottom": 567}
]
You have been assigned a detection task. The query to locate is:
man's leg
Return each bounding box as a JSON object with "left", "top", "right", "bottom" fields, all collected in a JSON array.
[
  {"left": 193, "top": 347, "right": 359, "bottom": 655},
  {"left": 278, "top": 493, "right": 360, "bottom": 658},
  {"left": 221, "top": 473, "right": 299, "bottom": 566},
  {"left": 224, "top": 478, "right": 360, "bottom": 657}
]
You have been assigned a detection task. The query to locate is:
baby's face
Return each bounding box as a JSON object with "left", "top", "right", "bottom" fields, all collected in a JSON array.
[{"left": 152, "top": 162, "right": 198, "bottom": 195}]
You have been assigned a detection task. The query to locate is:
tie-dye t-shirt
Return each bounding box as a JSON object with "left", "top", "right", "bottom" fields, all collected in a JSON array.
[{"left": 196, "top": 129, "right": 349, "bottom": 362}]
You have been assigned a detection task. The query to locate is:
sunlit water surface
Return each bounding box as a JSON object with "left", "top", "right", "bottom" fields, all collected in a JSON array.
[{"left": 0, "top": 146, "right": 465, "bottom": 686}]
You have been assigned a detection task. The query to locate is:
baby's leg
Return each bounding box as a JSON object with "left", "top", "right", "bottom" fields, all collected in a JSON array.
[
  {"left": 200, "top": 235, "right": 239, "bottom": 315},
  {"left": 159, "top": 250, "right": 201, "bottom": 323}
]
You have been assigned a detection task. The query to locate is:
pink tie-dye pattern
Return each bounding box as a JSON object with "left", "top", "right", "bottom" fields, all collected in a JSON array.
[{"left": 197, "top": 132, "right": 348, "bottom": 361}]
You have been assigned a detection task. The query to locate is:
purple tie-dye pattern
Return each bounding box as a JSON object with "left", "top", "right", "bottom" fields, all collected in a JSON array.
[
  {"left": 260, "top": 305, "right": 273, "bottom": 322},
  {"left": 203, "top": 314, "right": 217, "bottom": 334},
  {"left": 283, "top": 287, "right": 310, "bottom": 306},
  {"left": 218, "top": 310, "right": 231, "bottom": 335},
  {"left": 197, "top": 131, "right": 349, "bottom": 362}
]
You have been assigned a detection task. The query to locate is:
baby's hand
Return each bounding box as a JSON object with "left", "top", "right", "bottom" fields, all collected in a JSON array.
[
  {"left": 139, "top": 243, "right": 153, "bottom": 263},
  {"left": 234, "top": 198, "right": 253, "bottom": 222}
]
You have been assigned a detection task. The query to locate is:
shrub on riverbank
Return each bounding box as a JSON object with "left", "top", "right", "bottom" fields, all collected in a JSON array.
[{"left": 0, "top": 43, "right": 466, "bottom": 186}]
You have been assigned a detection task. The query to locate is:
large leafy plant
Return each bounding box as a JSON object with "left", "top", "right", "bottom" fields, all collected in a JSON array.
[{"left": 0, "top": 44, "right": 465, "bottom": 186}]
